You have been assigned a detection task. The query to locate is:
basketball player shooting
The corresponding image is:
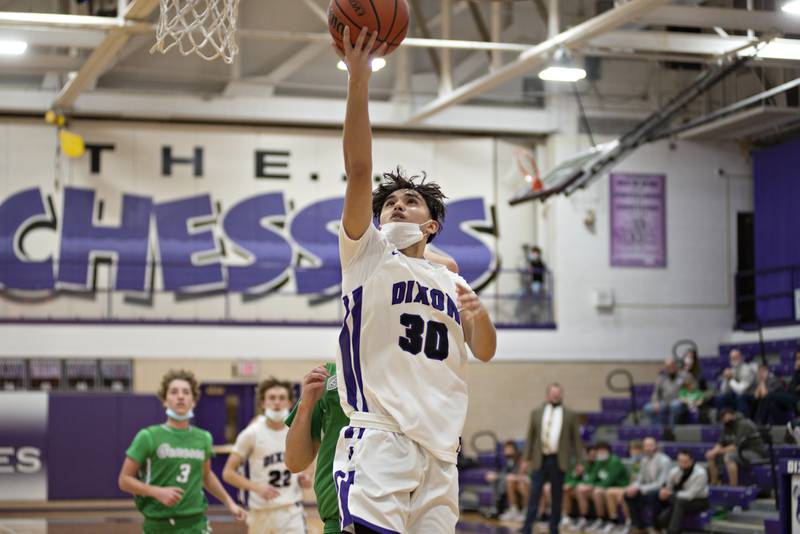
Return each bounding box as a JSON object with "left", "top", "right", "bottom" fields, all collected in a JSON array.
[{"left": 331, "top": 26, "right": 497, "bottom": 534}]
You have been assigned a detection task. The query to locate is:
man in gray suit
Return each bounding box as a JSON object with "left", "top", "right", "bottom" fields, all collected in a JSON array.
[{"left": 519, "top": 383, "right": 584, "bottom": 534}]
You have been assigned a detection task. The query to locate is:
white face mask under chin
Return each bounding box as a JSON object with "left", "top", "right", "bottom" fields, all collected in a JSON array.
[
  {"left": 265, "top": 408, "right": 289, "bottom": 423},
  {"left": 380, "top": 221, "right": 433, "bottom": 250}
]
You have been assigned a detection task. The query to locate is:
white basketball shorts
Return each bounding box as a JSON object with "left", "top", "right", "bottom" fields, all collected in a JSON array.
[{"left": 333, "top": 425, "right": 459, "bottom": 533}]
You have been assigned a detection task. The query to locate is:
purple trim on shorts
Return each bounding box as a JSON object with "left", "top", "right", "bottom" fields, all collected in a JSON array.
[
  {"left": 357, "top": 427, "right": 365, "bottom": 438},
  {"left": 338, "top": 296, "right": 358, "bottom": 411},
  {"left": 344, "top": 426, "right": 354, "bottom": 439},
  {"left": 351, "top": 515, "right": 402, "bottom": 534},
  {"left": 351, "top": 286, "right": 368, "bottom": 412},
  {"left": 335, "top": 469, "right": 355, "bottom": 530}
]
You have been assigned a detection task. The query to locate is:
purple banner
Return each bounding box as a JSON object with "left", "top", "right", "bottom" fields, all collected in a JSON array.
[
  {"left": 0, "top": 392, "right": 48, "bottom": 500},
  {"left": 610, "top": 173, "right": 666, "bottom": 268}
]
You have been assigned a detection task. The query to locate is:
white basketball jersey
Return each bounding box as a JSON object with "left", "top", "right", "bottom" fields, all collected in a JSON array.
[
  {"left": 336, "top": 223, "right": 470, "bottom": 464},
  {"left": 232, "top": 416, "right": 302, "bottom": 510}
]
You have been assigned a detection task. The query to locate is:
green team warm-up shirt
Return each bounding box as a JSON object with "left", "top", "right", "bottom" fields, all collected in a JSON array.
[
  {"left": 285, "top": 363, "right": 349, "bottom": 534},
  {"left": 126, "top": 424, "right": 213, "bottom": 520}
]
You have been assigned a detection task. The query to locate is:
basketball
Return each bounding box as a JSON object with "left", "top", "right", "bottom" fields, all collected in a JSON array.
[{"left": 327, "top": 0, "right": 409, "bottom": 56}]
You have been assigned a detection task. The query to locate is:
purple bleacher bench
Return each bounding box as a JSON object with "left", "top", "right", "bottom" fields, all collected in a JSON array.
[
  {"left": 708, "top": 485, "right": 759, "bottom": 509},
  {"left": 700, "top": 426, "right": 722, "bottom": 442},
  {"left": 459, "top": 468, "right": 493, "bottom": 486},
  {"left": 587, "top": 411, "right": 628, "bottom": 426},
  {"left": 633, "top": 383, "right": 655, "bottom": 398},
  {"left": 617, "top": 425, "right": 664, "bottom": 441},
  {"left": 740, "top": 465, "right": 773, "bottom": 493}
]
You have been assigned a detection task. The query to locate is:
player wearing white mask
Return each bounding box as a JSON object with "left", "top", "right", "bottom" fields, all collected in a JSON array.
[
  {"left": 223, "top": 378, "right": 311, "bottom": 534},
  {"left": 332, "top": 26, "right": 498, "bottom": 534}
]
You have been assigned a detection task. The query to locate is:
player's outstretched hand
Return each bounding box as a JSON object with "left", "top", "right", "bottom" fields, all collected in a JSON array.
[
  {"left": 457, "top": 284, "right": 488, "bottom": 322},
  {"left": 301, "top": 365, "right": 330, "bottom": 406},
  {"left": 256, "top": 484, "right": 280, "bottom": 501},
  {"left": 227, "top": 501, "right": 247, "bottom": 522},
  {"left": 153, "top": 486, "right": 183, "bottom": 507},
  {"left": 333, "top": 26, "right": 388, "bottom": 80}
]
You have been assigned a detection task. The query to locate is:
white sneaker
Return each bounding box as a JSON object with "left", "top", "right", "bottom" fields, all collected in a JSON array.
[
  {"left": 512, "top": 509, "right": 527, "bottom": 522},
  {"left": 586, "top": 519, "right": 606, "bottom": 532},
  {"left": 614, "top": 525, "right": 631, "bottom": 534},
  {"left": 597, "top": 523, "right": 616, "bottom": 534},
  {"left": 571, "top": 517, "right": 588, "bottom": 531},
  {"left": 560, "top": 516, "right": 574, "bottom": 529},
  {"left": 500, "top": 506, "right": 520, "bottom": 521}
]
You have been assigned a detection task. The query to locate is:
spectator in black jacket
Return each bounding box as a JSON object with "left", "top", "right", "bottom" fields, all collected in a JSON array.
[
  {"left": 756, "top": 350, "right": 800, "bottom": 425},
  {"left": 705, "top": 408, "right": 767, "bottom": 486}
]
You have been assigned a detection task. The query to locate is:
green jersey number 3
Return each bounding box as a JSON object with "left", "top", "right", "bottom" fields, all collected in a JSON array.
[{"left": 176, "top": 463, "right": 191, "bottom": 484}]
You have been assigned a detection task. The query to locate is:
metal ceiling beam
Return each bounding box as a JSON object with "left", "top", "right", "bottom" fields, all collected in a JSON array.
[
  {"left": 406, "top": 0, "right": 670, "bottom": 124},
  {"left": 590, "top": 31, "right": 800, "bottom": 60},
  {"left": 640, "top": 5, "right": 800, "bottom": 35},
  {"left": 0, "top": 27, "right": 106, "bottom": 48},
  {"left": 0, "top": 87, "right": 557, "bottom": 135},
  {"left": 51, "top": 0, "right": 158, "bottom": 110},
  {"left": 0, "top": 11, "right": 150, "bottom": 31}
]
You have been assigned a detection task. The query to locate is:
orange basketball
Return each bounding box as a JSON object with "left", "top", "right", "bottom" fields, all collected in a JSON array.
[{"left": 328, "top": 0, "right": 409, "bottom": 56}]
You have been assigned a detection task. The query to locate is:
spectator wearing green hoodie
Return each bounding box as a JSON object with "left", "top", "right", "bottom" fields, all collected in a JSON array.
[{"left": 574, "top": 442, "right": 630, "bottom": 533}]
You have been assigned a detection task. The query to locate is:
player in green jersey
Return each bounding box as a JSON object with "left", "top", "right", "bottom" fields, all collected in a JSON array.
[
  {"left": 118, "top": 369, "right": 247, "bottom": 533},
  {"left": 285, "top": 363, "right": 348, "bottom": 534}
]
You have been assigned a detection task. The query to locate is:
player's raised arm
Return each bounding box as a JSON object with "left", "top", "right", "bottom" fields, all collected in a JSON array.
[{"left": 334, "top": 26, "right": 387, "bottom": 241}]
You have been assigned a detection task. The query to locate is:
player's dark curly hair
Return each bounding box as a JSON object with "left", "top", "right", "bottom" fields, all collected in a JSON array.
[
  {"left": 158, "top": 369, "right": 200, "bottom": 402},
  {"left": 257, "top": 377, "right": 295, "bottom": 408},
  {"left": 372, "top": 167, "right": 447, "bottom": 243}
]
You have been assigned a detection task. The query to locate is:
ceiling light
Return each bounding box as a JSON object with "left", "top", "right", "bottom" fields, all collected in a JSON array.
[
  {"left": 0, "top": 40, "right": 27, "bottom": 55},
  {"left": 737, "top": 39, "right": 800, "bottom": 60},
  {"left": 337, "top": 58, "right": 387, "bottom": 72},
  {"left": 538, "top": 48, "right": 586, "bottom": 83},
  {"left": 539, "top": 66, "right": 587, "bottom": 82},
  {"left": 782, "top": 0, "right": 800, "bottom": 14}
]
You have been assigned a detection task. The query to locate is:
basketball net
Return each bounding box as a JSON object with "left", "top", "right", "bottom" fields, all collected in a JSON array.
[{"left": 150, "top": 0, "right": 240, "bottom": 63}]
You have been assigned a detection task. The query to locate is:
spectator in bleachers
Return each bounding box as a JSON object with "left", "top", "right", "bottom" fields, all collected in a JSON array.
[
  {"left": 623, "top": 436, "right": 673, "bottom": 534},
  {"left": 756, "top": 349, "right": 800, "bottom": 425},
  {"left": 520, "top": 383, "right": 584, "bottom": 534},
  {"left": 677, "top": 375, "right": 705, "bottom": 425},
  {"left": 753, "top": 363, "right": 784, "bottom": 425},
  {"left": 656, "top": 450, "right": 710, "bottom": 534},
  {"left": 643, "top": 356, "right": 687, "bottom": 426},
  {"left": 561, "top": 445, "right": 596, "bottom": 530},
  {"left": 573, "top": 441, "right": 629, "bottom": 533},
  {"left": 681, "top": 349, "right": 707, "bottom": 391},
  {"left": 705, "top": 407, "right": 767, "bottom": 486},
  {"left": 487, "top": 440, "right": 530, "bottom": 521},
  {"left": 718, "top": 348, "right": 756, "bottom": 417},
  {"left": 602, "top": 440, "right": 643, "bottom": 534}
]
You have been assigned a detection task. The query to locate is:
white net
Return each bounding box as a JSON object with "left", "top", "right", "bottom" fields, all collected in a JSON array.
[{"left": 150, "top": 0, "right": 240, "bottom": 63}]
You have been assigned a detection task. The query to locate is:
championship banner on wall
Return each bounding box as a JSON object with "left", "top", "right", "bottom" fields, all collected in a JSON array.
[
  {"left": 0, "top": 392, "right": 47, "bottom": 500},
  {"left": 0, "top": 122, "right": 512, "bottom": 323},
  {"left": 610, "top": 172, "right": 667, "bottom": 268}
]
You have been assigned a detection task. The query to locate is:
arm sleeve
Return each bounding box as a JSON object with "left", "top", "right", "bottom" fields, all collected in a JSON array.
[
  {"left": 204, "top": 431, "right": 213, "bottom": 461},
  {"left": 232, "top": 425, "right": 254, "bottom": 459},
  {"left": 285, "top": 401, "right": 300, "bottom": 427},
  {"left": 522, "top": 412, "right": 536, "bottom": 461},
  {"left": 339, "top": 223, "right": 389, "bottom": 273},
  {"left": 125, "top": 429, "right": 153, "bottom": 464}
]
